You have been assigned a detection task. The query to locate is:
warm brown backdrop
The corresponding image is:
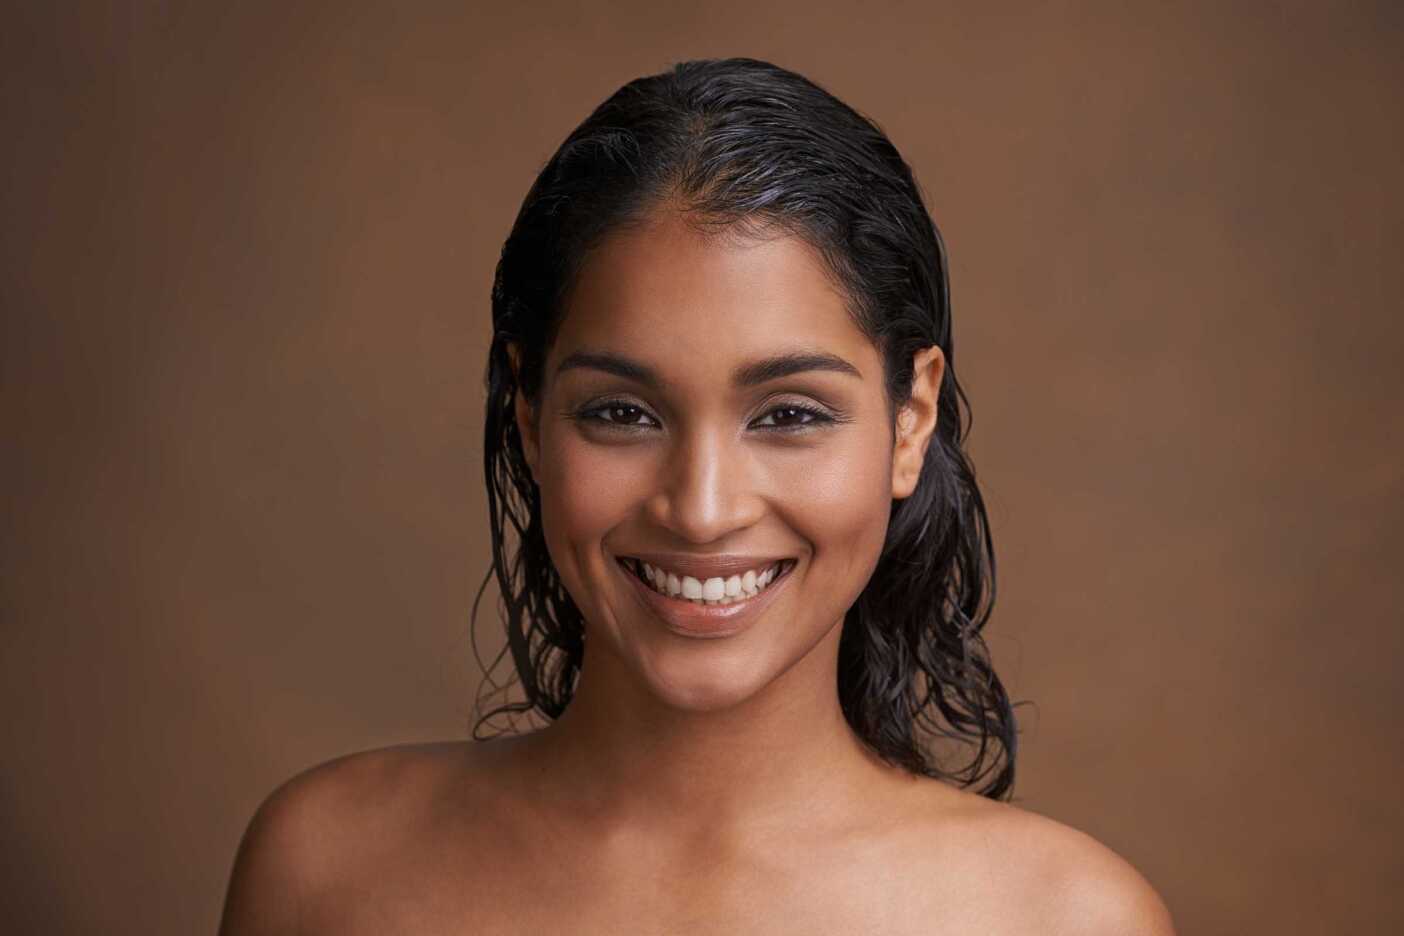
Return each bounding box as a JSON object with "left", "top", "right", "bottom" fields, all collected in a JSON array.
[{"left": 3, "top": 2, "right": 1400, "bottom": 933}]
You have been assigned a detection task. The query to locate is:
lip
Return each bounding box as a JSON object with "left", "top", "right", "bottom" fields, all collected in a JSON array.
[{"left": 614, "top": 554, "right": 796, "bottom": 639}]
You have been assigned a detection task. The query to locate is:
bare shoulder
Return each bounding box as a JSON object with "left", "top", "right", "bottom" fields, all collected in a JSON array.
[
  {"left": 987, "top": 800, "right": 1176, "bottom": 935},
  {"left": 217, "top": 740, "right": 494, "bottom": 935},
  {"left": 909, "top": 784, "right": 1176, "bottom": 935}
]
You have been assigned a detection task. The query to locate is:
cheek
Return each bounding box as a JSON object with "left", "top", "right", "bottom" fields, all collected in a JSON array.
[
  {"left": 535, "top": 427, "right": 645, "bottom": 595},
  {"left": 771, "top": 426, "right": 893, "bottom": 594}
]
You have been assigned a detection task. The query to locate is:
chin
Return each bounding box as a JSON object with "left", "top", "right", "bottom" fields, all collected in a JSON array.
[{"left": 634, "top": 642, "right": 782, "bottom": 714}]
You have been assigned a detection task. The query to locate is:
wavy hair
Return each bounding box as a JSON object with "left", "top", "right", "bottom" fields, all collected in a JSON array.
[{"left": 472, "top": 57, "right": 1017, "bottom": 799}]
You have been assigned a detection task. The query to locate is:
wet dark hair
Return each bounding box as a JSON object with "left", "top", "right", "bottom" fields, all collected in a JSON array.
[{"left": 473, "top": 57, "right": 1017, "bottom": 799}]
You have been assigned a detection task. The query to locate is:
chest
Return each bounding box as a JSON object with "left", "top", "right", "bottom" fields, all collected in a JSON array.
[{"left": 308, "top": 836, "right": 1024, "bottom": 936}]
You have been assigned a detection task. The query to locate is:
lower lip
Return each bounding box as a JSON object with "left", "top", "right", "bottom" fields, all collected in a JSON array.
[{"left": 617, "top": 559, "right": 794, "bottom": 639}]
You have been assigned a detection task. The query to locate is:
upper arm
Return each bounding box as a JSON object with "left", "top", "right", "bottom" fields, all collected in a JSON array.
[{"left": 217, "top": 770, "right": 337, "bottom": 936}]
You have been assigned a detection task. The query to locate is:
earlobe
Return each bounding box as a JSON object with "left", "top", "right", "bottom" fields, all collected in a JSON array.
[{"left": 890, "top": 346, "right": 945, "bottom": 500}]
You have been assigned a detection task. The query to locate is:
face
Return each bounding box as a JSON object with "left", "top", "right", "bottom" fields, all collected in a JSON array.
[{"left": 514, "top": 208, "right": 942, "bottom": 714}]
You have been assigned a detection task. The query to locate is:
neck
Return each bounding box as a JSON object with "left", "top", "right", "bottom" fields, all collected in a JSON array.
[{"left": 511, "top": 623, "right": 913, "bottom": 839}]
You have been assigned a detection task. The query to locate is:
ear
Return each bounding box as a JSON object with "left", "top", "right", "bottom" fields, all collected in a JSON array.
[
  {"left": 891, "top": 345, "right": 944, "bottom": 500},
  {"left": 507, "top": 343, "right": 540, "bottom": 483}
]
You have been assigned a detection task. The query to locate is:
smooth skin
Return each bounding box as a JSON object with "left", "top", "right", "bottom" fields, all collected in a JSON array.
[{"left": 220, "top": 207, "right": 1175, "bottom": 935}]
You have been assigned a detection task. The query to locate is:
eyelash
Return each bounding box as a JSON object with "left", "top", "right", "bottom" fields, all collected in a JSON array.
[{"left": 574, "top": 398, "right": 839, "bottom": 434}]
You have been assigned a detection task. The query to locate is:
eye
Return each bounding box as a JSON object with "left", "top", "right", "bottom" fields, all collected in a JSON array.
[
  {"left": 577, "top": 400, "right": 659, "bottom": 430},
  {"left": 750, "top": 402, "right": 835, "bottom": 432},
  {"left": 573, "top": 398, "right": 841, "bottom": 434}
]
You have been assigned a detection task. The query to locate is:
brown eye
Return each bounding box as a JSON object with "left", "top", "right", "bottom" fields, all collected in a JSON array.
[
  {"left": 577, "top": 399, "right": 836, "bottom": 434},
  {"left": 605, "top": 404, "right": 647, "bottom": 425},
  {"left": 578, "top": 400, "right": 659, "bottom": 430},
  {"left": 770, "top": 407, "right": 810, "bottom": 427},
  {"left": 752, "top": 403, "right": 834, "bottom": 431}
]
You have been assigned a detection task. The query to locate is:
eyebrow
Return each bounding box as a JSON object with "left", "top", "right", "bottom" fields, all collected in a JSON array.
[{"left": 554, "top": 348, "right": 863, "bottom": 388}]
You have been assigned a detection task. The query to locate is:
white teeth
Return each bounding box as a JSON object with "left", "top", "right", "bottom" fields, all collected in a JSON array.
[{"left": 631, "top": 559, "right": 787, "bottom": 604}]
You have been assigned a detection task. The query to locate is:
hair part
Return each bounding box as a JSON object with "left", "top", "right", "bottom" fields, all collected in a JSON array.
[{"left": 474, "top": 56, "right": 1018, "bottom": 799}]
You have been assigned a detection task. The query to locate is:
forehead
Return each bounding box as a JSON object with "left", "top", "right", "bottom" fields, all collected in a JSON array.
[{"left": 547, "top": 211, "right": 874, "bottom": 385}]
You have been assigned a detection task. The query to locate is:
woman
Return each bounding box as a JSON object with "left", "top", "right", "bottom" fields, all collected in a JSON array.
[{"left": 220, "top": 57, "right": 1174, "bottom": 934}]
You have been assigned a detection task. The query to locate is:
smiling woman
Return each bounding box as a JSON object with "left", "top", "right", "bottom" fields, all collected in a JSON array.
[
  {"left": 219, "top": 57, "right": 1175, "bottom": 935},
  {"left": 508, "top": 219, "right": 918, "bottom": 701}
]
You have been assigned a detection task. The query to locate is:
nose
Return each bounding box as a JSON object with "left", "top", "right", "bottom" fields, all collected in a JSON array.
[{"left": 646, "top": 425, "right": 765, "bottom": 545}]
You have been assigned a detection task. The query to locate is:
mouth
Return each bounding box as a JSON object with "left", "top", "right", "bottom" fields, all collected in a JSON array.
[
  {"left": 613, "top": 554, "right": 798, "bottom": 639},
  {"left": 616, "top": 556, "right": 796, "bottom": 605}
]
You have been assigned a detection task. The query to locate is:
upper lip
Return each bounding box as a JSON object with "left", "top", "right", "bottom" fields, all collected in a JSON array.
[{"left": 618, "top": 552, "right": 792, "bottom": 580}]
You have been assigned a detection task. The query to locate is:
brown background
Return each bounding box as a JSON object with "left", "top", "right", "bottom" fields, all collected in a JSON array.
[{"left": 3, "top": 2, "right": 1400, "bottom": 933}]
